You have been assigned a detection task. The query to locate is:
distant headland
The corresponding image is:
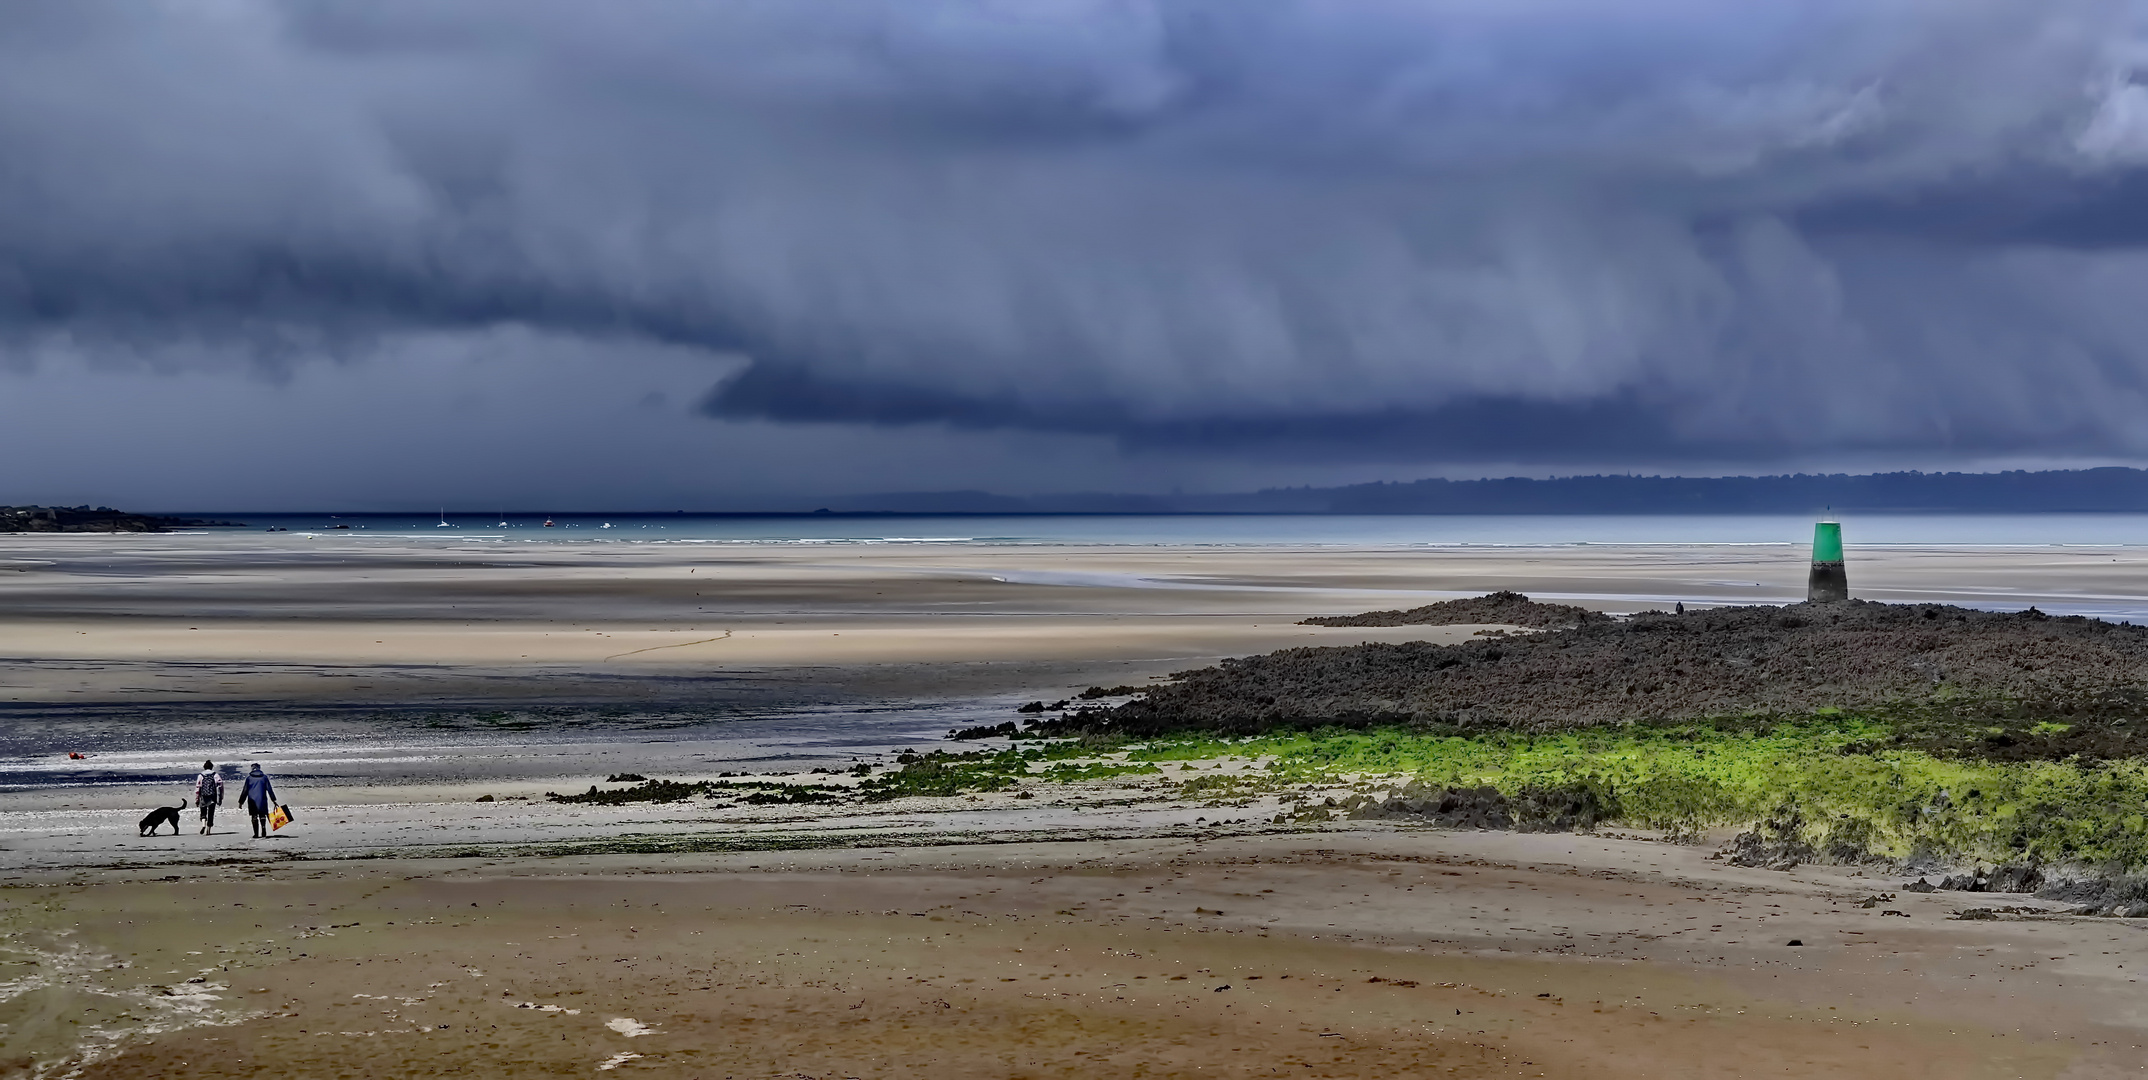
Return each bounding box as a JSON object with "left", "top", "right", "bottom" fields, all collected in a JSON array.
[
  {"left": 0, "top": 506, "right": 241, "bottom": 533},
  {"left": 817, "top": 466, "right": 2148, "bottom": 515}
]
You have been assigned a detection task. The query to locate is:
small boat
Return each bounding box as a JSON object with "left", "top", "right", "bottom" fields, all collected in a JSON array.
[
  {"left": 543, "top": 519, "right": 555, "bottom": 528},
  {"left": 437, "top": 509, "right": 452, "bottom": 528}
]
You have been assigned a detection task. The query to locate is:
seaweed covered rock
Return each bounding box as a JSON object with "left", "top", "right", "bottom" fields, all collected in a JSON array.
[
  {"left": 1938, "top": 865, "right": 2046, "bottom": 893},
  {"left": 1348, "top": 783, "right": 1512, "bottom": 829},
  {"left": 2038, "top": 875, "right": 2148, "bottom": 915},
  {"left": 1509, "top": 780, "right": 1620, "bottom": 832},
  {"left": 1721, "top": 807, "right": 1816, "bottom": 870},
  {"left": 1345, "top": 780, "right": 1615, "bottom": 832}
]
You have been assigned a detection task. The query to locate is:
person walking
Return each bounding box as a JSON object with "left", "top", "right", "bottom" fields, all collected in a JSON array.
[
  {"left": 193, "top": 761, "right": 224, "bottom": 835},
  {"left": 238, "top": 763, "right": 280, "bottom": 839}
]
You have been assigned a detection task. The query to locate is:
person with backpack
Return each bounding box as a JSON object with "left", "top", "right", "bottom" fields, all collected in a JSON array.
[
  {"left": 238, "top": 763, "right": 280, "bottom": 838},
  {"left": 193, "top": 761, "right": 224, "bottom": 835}
]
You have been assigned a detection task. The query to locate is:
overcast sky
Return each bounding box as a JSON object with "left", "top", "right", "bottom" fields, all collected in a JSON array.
[{"left": 8, "top": 1, "right": 2148, "bottom": 509}]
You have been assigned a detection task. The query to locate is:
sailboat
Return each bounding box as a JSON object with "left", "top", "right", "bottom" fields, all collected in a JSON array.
[{"left": 437, "top": 508, "right": 452, "bottom": 528}]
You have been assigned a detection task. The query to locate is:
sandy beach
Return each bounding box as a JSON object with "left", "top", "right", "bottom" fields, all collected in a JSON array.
[
  {"left": 13, "top": 528, "right": 2148, "bottom": 1076},
  {"left": 8, "top": 830, "right": 2144, "bottom": 1079}
]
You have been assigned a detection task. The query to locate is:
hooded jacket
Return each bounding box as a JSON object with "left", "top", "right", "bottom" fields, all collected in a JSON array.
[{"left": 239, "top": 767, "right": 277, "bottom": 813}]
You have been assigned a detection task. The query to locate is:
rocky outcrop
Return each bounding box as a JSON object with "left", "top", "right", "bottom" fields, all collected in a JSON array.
[
  {"left": 1301, "top": 590, "right": 1610, "bottom": 629},
  {"left": 2036, "top": 875, "right": 2148, "bottom": 915},
  {"left": 1053, "top": 598, "right": 2148, "bottom": 745}
]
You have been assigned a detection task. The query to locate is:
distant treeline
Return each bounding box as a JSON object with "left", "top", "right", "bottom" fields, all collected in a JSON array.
[
  {"left": 0, "top": 505, "right": 240, "bottom": 532},
  {"left": 822, "top": 468, "right": 2148, "bottom": 515}
]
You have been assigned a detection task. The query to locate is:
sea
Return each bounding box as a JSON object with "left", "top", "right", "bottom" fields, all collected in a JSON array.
[{"left": 194, "top": 511, "right": 2148, "bottom": 548}]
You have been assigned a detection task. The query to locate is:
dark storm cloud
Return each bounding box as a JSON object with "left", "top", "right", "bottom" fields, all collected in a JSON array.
[{"left": 9, "top": 0, "right": 2148, "bottom": 464}]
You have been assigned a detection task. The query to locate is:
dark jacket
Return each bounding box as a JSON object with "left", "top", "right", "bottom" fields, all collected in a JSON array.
[{"left": 239, "top": 768, "right": 277, "bottom": 813}]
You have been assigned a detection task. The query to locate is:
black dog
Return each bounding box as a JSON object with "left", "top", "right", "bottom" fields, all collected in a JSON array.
[{"left": 138, "top": 802, "right": 187, "bottom": 836}]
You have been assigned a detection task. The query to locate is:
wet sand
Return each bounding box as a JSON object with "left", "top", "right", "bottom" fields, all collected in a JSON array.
[
  {"left": 9, "top": 533, "right": 2148, "bottom": 708},
  {"left": 6, "top": 830, "right": 2143, "bottom": 1079}
]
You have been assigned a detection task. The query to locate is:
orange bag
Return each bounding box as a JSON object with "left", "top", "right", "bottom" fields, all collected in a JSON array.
[{"left": 268, "top": 805, "right": 292, "bottom": 831}]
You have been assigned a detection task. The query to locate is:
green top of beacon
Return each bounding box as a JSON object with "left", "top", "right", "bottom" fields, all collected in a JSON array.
[{"left": 1811, "top": 521, "right": 1844, "bottom": 564}]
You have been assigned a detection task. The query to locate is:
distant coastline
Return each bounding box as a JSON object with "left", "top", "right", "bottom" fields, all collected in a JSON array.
[
  {"left": 809, "top": 466, "right": 2148, "bottom": 515},
  {"left": 142, "top": 466, "right": 2148, "bottom": 516},
  {"left": 0, "top": 505, "right": 241, "bottom": 533}
]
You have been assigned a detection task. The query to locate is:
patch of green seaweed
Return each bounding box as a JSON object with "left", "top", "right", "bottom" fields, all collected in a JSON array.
[
  {"left": 548, "top": 779, "right": 718, "bottom": 805},
  {"left": 1034, "top": 759, "right": 1161, "bottom": 783},
  {"left": 857, "top": 750, "right": 1026, "bottom": 800},
  {"left": 851, "top": 744, "right": 1162, "bottom": 801},
  {"left": 1121, "top": 713, "right": 2148, "bottom": 869},
  {"left": 739, "top": 786, "right": 844, "bottom": 805}
]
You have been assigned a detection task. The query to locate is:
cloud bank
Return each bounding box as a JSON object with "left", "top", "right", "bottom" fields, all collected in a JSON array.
[{"left": 8, "top": 0, "right": 2148, "bottom": 480}]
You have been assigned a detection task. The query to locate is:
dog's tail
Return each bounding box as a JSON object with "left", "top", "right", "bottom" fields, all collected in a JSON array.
[{"left": 174, "top": 801, "right": 189, "bottom": 809}]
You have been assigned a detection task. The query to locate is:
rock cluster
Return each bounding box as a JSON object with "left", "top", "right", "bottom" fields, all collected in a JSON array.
[
  {"left": 2036, "top": 875, "right": 2148, "bottom": 916},
  {"left": 1936, "top": 865, "right": 2045, "bottom": 893}
]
